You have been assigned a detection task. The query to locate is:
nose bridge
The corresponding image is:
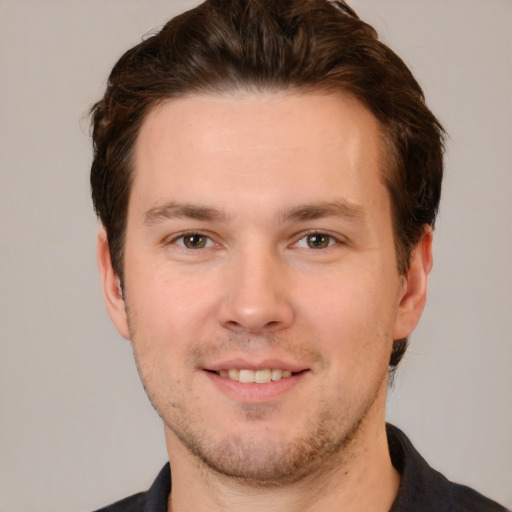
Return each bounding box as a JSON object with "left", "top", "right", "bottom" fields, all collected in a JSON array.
[{"left": 217, "top": 240, "right": 293, "bottom": 333}]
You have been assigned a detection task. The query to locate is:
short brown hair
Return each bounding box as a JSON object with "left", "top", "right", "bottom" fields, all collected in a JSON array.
[{"left": 90, "top": 0, "right": 445, "bottom": 369}]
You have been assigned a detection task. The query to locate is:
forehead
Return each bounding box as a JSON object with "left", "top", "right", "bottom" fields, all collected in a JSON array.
[{"left": 131, "top": 91, "right": 387, "bottom": 217}]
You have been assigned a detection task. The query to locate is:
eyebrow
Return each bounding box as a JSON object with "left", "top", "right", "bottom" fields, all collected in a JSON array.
[
  {"left": 143, "top": 202, "right": 228, "bottom": 225},
  {"left": 143, "top": 199, "right": 366, "bottom": 226},
  {"left": 279, "top": 201, "right": 367, "bottom": 225}
]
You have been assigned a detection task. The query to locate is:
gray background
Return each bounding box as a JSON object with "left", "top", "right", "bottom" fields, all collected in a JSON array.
[{"left": 1, "top": 0, "right": 511, "bottom": 510}]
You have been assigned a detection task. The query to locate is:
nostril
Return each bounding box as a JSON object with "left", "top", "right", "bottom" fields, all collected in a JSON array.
[
  {"left": 223, "top": 320, "right": 245, "bottom": 332},
  {"left": 217, "top": 294, "right": 294, "bottom": 333}
]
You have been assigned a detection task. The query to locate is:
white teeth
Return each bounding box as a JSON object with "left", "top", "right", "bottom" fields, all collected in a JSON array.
[
  {"left": 219, "top": 368, "right": 294, "bottom": 383},
  {"left": 239, "top": 369, "right": 255, "bottom": 383},
  {"left": 271, "top": 369, "right": 283, "bottom": 381},
  {"left": 228, "top": 369, "right": 239, "bottom": 381},
  {"left": 255, "top": 369, "right": 272, "bottom": 383}
]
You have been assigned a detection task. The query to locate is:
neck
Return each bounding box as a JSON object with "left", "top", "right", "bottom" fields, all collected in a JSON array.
[{"left": 165, "top": 385, "right": 399, "bottom": 512}]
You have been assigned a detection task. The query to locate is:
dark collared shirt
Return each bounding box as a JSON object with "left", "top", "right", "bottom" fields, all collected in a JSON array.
[{"left": 93, "top": 424, "right": 509, "bottom": 511}]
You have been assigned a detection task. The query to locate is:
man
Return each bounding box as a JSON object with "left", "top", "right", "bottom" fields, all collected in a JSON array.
[{"left": 89, "top": 1, "right": 508, "bottom": 510}]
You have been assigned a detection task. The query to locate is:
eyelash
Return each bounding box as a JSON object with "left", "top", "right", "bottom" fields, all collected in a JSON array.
[
  {"left": 167, "top": 230, "right": 343, "bottom": 250},
  {"left": 293, "top": 231, "right": 342, "bottom": 250},
  {"left": 170, "top": 232, "right": 217, "bottom": 249}
]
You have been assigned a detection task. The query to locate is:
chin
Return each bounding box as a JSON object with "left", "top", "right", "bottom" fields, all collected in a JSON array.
[{"left": 166, "top": 405, "right": 368, "bottom": 487}]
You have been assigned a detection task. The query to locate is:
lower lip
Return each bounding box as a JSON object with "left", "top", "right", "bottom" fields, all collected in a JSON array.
[{"left": 203, "top": 370, "right": 308, "bottom": 403}]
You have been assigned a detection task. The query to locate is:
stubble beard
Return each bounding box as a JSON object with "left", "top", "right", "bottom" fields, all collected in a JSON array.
[
  {"left": 128, "top": 315, "right": 387, "bottom": 488},
  {"left": 137, "top": 360, "right": 384, "bottom": 488},
  {"left": 165, "top": 399, "right": 375, "bottom": 488}
]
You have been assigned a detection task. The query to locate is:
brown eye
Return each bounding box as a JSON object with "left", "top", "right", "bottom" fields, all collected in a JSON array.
[
  {"left": 182, "top": 234, "right": 208, "bottom": 249},
  {"left": 306, "top": 234, "right": 331, "bottom": 249}
]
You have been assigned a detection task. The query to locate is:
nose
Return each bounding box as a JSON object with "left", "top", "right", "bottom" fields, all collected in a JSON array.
[{"left": 216, "top": 248, "right": 294, "bottom": 334}]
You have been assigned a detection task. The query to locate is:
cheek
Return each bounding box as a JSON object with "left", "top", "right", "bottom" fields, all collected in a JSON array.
[
  {"left": 294, "top": 268, "right": 398, "bottom": 359},
  {"left": 125, "top": 265, "right": 220, "bottom": 345}
]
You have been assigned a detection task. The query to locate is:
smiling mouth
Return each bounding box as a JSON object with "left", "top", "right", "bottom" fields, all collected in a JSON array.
[{"left": 209, "top": 368, "right": 302, "bottom": 383}]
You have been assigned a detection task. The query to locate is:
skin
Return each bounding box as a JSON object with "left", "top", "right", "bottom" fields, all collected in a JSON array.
[{"left": 98, "top": 91, "right": 432, "bottom": 512}]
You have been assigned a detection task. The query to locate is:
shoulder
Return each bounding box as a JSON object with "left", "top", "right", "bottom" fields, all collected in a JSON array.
[
  {"left": 448, "top": 482, "right": 510, "bottom": 512},
  {"left": 387, "top": 424, "right": 509, "bottom": 512},
  {"left": 92, "top": 492, "right": 147, "bottom": 512},
  {"left": 90, "top": 463, "right": 171, "bottom": 512}
]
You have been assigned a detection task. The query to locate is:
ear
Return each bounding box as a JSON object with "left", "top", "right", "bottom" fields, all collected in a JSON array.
[
  {"left": 97, "top": 227, "right": 131, "bottom": 340},
  {"left": 393, "top": 226, "right": 434, "bottom": 340}
]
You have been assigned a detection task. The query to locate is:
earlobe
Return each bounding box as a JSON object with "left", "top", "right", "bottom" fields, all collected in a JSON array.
[
  {"left": 97, "top": 228, "right": 131, "bottom": 340},
  {"left": 393, "top": 226, "right": 433, "bottom": 340}
]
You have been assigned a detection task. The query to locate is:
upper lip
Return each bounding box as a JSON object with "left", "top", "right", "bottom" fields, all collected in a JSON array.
[{"left": 203, "top": 357, "right": 309, "bottom": 373}]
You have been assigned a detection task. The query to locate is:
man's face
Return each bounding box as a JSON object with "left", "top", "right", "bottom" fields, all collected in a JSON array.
[{"left": 99, "top": 91, "right": 428, "bottom": 484}]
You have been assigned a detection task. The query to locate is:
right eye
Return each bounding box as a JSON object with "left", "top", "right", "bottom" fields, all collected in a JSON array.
[{"left": 173, "top": 233, "right": 214, "bottom": 249}]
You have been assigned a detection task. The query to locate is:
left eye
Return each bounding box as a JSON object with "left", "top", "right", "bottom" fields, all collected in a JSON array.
[
  {"left": 294, "top": 233, "right": 337, "bottom": 249},
  {"left": 174, "top": 233, "right": 214, "bottom": 249}
]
